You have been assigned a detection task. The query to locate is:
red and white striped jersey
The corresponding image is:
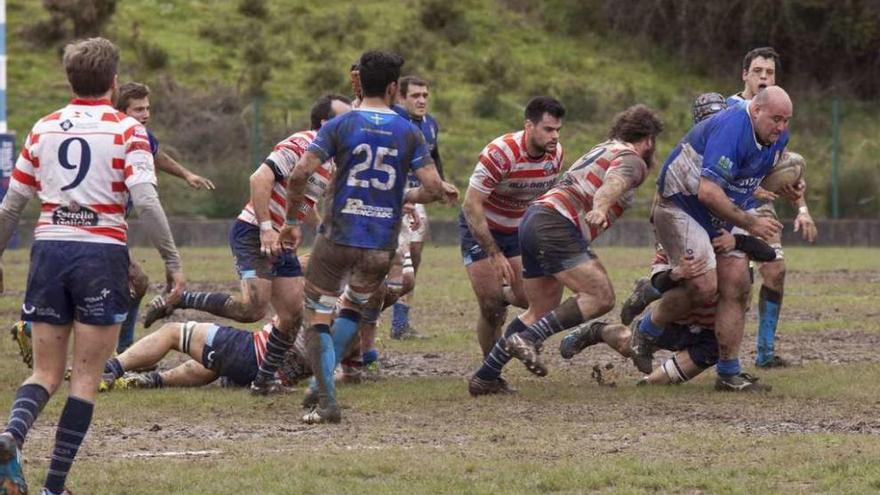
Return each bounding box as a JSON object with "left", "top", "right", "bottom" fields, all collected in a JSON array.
[
  {"left": 535, "top": 140, "right": 646, "bottom": 242},
  {"left": 253, "top": 323, "right": 272, "bottom": 368},
  {"left": 237, "top": 130, "right": 335, "bottom": 230},
  {"left": 11, "top": 99, "right": 156, "bottom": 245},
  {"left": 650, "top": 246, "right": 716, "bottom": 330},
  {"left": 468, "top": 131, "right": 563, "bottom": 233}
]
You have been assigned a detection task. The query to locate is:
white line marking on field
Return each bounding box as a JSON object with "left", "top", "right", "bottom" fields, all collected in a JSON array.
[{"left": 118, "top": 449, "right": 223, "bottom": 459}]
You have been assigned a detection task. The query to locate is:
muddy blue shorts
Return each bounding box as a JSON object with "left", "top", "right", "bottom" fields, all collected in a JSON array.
[
  {"left": 520, "top": 205, "right": 596, "bottom": 279},
  {"left": 201, "top": 324, "right": 259, "bottom": 386},
  {"left": 458, "top": 211, "right": 520, "bottom": 265},
  {"left": 22, "top": 240, "right": 130, "bottom": 326},
  {"left": 655, "top": 322, "right": 719, "bottom": 369},
  {"left": 229, "top": 219, "right": 302, "bottom": 279}
]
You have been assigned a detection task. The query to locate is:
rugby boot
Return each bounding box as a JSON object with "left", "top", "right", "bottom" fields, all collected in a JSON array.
[
  {"left": 467, "top": 375, "right": 518, "bottom": 397},
  {"left": 39, "top": 489, "right": 74, "bottom": 495},
  {"left": 620, "top": 277, "right": 660, "bottom": 325},
  {"left": 756, "top": 355, "right": 791, "bottom": 369},
  {"left": 503, "top": 334, "right": 548, "bottom": 376},
  {"left": 249, "top": 373, "right": 284, "bottom": 396},
  {"left": 0, "top": 433, "right": 27, "bottom": 495},
  {"left": 117, "top": 371, "right": 162, "bottom": 390},
  {"left": 10, "top": 321, "right": 33, "bottom": 369},
  {"left": 628, "top": 317, "right": 656, "bottom": 374},
  {"left": 559, "top": 320, "right": 607, "bottom": 359},
  {"left": 301, "top": 386, "right": 320, "bottom": 409},
  {"left": 143, "top": 295, "right": 174, "bottom": 328},
  {"left": 715, "top": 372, "right": 772, "bottom": 392},
  {"left": 278, "top": 349, "right": 312, "bottom": 387},
  {"left": 302, "top": 400, "right": 342, "bottom": 424}
]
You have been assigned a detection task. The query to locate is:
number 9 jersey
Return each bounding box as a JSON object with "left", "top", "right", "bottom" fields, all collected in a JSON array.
[
  {"left": 307, "top": 107, "right": 432, "bottom": 251},
  {"left": 11, "top": 98, "right": 157, "bottom": 245}
]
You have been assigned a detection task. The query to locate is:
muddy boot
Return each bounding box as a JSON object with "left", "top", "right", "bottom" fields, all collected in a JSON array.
[
  {"left": 620, "top": 277, "right": 661, "bottom": 325},
  {"left": 715, "top": 372, "right": 772, "bottom": 392},
  {"left": 559, "top": 321, "right": 607, "bottom": 359},
  {"left": 468, "top": 375, "right": 518, "bottom": 397},
  {"left": 503, "top": 333, "right": 548, "bottom": 377},
  {"left": 0, "top": 433, "right": 27, "bottom": 495},
  {"left": 629, "top": 317, "right": 656, "bottom": 374},
  {"left": 143, "top": 295, "right": 175, "bottom": 328}
]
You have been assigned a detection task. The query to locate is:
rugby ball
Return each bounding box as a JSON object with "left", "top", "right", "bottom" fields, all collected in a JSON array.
[{"left": 760, "top": 151, "right": 805, "bottom": 193}]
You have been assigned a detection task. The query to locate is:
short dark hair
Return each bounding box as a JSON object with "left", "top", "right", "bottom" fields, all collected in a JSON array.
[
  {"left": 608, "top": 104, "right": 664, "bottom": 143},
  {"left": 524, "top": 96, "right": 565, "bottom": 124},
  {"left": 115, "top": 82, "right": 151, "bottom": 112},
  {"left": 62, "top": 37, "right": 119, "bottom": 97},
  {"left": 742, "top": 46, "right": 781, "bottom": 73},
  {"left": 399, "top": 75, "right": 429, "bottom": 97},
  {"left": 310, "top": 94, "right": 351, "bottom": 130},
  {"left": 358, "top": 50, "right": 405, "bottom": 98}
]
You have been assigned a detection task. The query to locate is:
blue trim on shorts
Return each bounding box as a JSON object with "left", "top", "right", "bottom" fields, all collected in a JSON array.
[
  {"left": 229, "top": 219, "right": 303, "bottom": 279},
  {"left": 457, "top": 211, "right": 520, "bottom": 265},
  {"left": 205, "top": 324, "right": 220, "bottom": 346},
  {"left": 201, "top": 325, "right": 259, "bottom": 386}
]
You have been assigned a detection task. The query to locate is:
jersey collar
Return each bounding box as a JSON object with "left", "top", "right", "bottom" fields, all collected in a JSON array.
[
  {"left": 744, "top": 102, "right": 763, "bottom": 150},
  {"left": 70, "top": 98, "right": 113, "bottom": 106}
]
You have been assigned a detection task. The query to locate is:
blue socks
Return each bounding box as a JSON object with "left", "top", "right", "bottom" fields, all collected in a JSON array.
[
  {"left": 314, "top": 325, "right": 337, "bottom": 402},
  {"left": 637, "top": 311, "right": 664, "bottom": 339},
  {"left": 475, "top": 317, "right": 527, "bottom": 381},
  {"left": 44, "top": 396, "right": 93, "bottom": 494},
  {"left": 331, "top": 309, "right": 361, "bottom": 363},
  {"left": 362, "top": 349, "right": 379, "bottom": 366},
  {"left": 391, "top": 302, "right": 410, "bottom": 337},
  {"left": 716, "top": 358, "right": 741, "bottom": 377},
  {"left": 5, "top": 383, "right": 50, "bottom": 447},
  {"left": 756, "top": 285, "right": 782, "bottom": 365},
  {"left": 178, "top": 291, "right": 232, "bottom": 314}
]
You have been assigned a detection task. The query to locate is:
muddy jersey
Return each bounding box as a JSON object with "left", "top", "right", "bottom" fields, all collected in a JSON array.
[
  {"left": 657, "top": 103, "right": 788, "bottom": 237},
  {"left": 469, "top": 131, "right": 563, "bottom": 233},
  {"left": 535, "top": 140, "right": 646, "bottom": 242},
  {"left": 11, "top": 99, "right": 156, "bottom": 245},
  {"left": 308, "top": 107, "right": 432, "bottom": 250},
  {"left": 237, "top": 130, "right": 335, "bottom": 229},
  {"left": 651, "top": 247, "right": 716, "bottom": 330}
]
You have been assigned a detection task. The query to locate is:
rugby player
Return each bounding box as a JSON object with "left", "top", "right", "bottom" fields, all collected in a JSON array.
[
  {"left": 143, "top": 95, "right": 351, "bottom": 395},
  {"left": 389, "top": 75, "right": 444, "bottom": 339},
  {"left": 113, "top": 81, "right": 214, "bottom": 353},
  {"left": 469, "top": 105, "right": 664, "bottom": 395},
  {"left": 461, "top": 97, "right": 565, "bottom": 359},
  {"left": 100, "top": 320, "right": 309, "bottom": 390},
  {"left": 280, "top": 50, "right": 457, "bottom": 423},
  {"left": 728, "top": 47, "right": 818, "bottom": 368},
  {"left": 646, "top": 86, "right": 793, "bottom": 392},
  {"left": 0, "top": 38, "right": 184, "bottom": 495}
]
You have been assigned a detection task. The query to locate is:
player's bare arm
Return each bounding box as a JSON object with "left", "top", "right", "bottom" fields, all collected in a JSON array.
[
  {"left": 155, "top": 150, "right": 215, "bottom": 190},
  {"left": 462, "top": 186, "right": 515, "bottom": 283},
  {"left": 249, "top": 164, "right": 280, "bottom": 256},
  {"left": 404, "top": 163, "right": 457, "bottom": 204},
  {"left": 280, "top": 150, "right": 324, "bottom": 250},
  {"left": 697, "top": 177, "right": 781, "bottom": 240},
  {"left": 585, "top": 175, "right": 630, "bottom": 229}
]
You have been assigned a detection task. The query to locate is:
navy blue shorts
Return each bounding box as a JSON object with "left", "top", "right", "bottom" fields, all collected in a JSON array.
[
  {"left": 520, "top": 205, "right": 596, "bottom": 279},
  {"left": 458, "top": 211, "right": 520, "bottom": 265},
  {"left": 229, "top": 220, "right": 302, "bottom": 279},
  {"left": 22, "top": 240, "right": 130, "bottom": 326},
  {"left": 655, "top": 323, "right": 719, "bottom": 369},
  {"left": 201, "top": 325, "right": 259, "bottom": 386}
]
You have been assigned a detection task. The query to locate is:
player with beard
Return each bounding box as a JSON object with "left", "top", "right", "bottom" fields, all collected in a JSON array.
[
  {"left": 460, "top": 97, "right": 565, "bottom": 365},
  {"left": 469, "top": 105, "right": 664, "bottom": 395}
]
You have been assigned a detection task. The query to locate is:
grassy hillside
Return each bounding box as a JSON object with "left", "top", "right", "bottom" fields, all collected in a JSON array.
[{"left": 7, "top": 0, "right": 879, "bottom": 219}]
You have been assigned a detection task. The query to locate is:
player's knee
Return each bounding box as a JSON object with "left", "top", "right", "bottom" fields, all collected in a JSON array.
[
  {"left": 590, "top": 289, "right": 616, "bottom": 316},
  {"left": 761, "top": 260, "right": 786, "bottom": 288},
  {"left": 686, "top": 277, "right": 717, "bottom": 306},
  {"left": 238, "top": 303, "right": 269, "bottom": 323},
  {"left": 478, "top": 301, "right": 507, "bottom": 327}
]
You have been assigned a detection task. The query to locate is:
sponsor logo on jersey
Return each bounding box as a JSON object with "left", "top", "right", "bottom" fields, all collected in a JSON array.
[
  {"left": 60, "top": 119, "right": 74, "bottom": 131},
  {"left": 340, "top": 198, "right": 394, "bottom": 219},
  {"left": 52, "top": 205, "right": 99, "bottom": 226}
]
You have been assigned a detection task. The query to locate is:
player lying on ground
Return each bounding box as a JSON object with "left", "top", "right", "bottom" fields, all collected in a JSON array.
[{"left": 100, "top": 321, "right": 309, "bottom": 390}]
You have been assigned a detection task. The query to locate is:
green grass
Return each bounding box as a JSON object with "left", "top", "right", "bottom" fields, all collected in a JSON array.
[
  {"left": 7, "top": 0, "right": 879, "bottom": 219},
  {"left": 0, "top": 246, "right": 878, "bottom": 493}
]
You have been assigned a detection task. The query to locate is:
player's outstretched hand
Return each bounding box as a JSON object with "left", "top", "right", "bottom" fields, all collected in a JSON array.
[
  {"left": 185, "top": 173, "right": 216, "bottom": 190},
  {"left": 441, "top": 181, "right": 459, "bottom": 205},
  {"left": 794, "top": 210, "right": 818, "bottom": 243},
  {"left": 165, "top": 269, "right": 186, "bottom": 306},
  {"left": 585, "top": 209, "right": 609, "bottom": 230},
  {"left": 279, "top": 224, "right": 302, "bottom": 251},
  {"left": 748, "top": 216, "right": 783, "bottom": 241}
]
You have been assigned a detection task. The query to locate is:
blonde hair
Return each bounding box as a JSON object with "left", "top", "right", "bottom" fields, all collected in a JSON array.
[{"left": 62, "top": 37, "right": 119, "bottom": 97}]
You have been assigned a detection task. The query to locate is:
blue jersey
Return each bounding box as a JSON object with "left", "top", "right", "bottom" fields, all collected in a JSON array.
[
  {"left": 308, "top": 107, "right": 432, "bottom": 250},
  {"left": 725, "top": 93, "right": 747, "bottom": 108},
  {"left": 657, "top": 103, "right": 789, "bottom": 235},
  {"left": 392, "top": 104, "right": 441, "bottom": 187},
  {"left": 147, "top": 128, "right": 160, "bottom": 156}
]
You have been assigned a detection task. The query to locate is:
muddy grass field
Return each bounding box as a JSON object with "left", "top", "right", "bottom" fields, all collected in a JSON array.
[{"left": 1, "top": 246, "right": 879, "bottom": 494}]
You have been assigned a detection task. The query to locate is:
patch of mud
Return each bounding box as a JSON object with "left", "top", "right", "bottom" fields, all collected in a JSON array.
[{"left": 737, "top": 419, "right": 880, "bottom": 435}]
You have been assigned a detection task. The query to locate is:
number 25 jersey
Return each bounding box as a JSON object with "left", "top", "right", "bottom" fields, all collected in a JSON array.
[
  {"left": 11, "top": 98, "right": 156, "bottom": 245},
  {"left": 307, "top": 107, "right": 432, "bottom": 250}
]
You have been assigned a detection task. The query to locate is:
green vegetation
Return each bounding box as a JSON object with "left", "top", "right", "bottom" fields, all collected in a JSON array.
[
  {"left": 7, "top": 0, "right": 879, "bottom": 219},
  {"left": 0, "top": 246, "right": 878, "bottom": 494}
]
